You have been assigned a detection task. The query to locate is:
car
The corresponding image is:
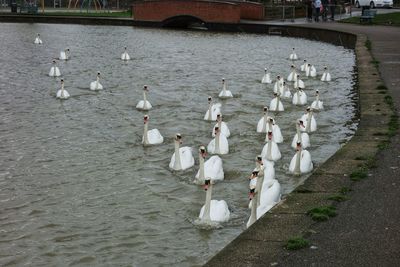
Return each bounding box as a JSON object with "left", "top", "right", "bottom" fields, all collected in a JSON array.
[{"left": 355, "top": 0, "right": 393, "bottom": 8}]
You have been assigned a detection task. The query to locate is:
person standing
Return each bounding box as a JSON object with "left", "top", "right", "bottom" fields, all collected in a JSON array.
[
  {"left": 321, "top": 0, "right": 329, "bottom": 21},
  {"left": 329, "top": 0, "right": 337, "bottom": 20},
  {"left": 306, "top": 0, "right": 313, "bottom": 22},
  {"left": 313, "top": 0, "right": 321, "bottom": 22}
]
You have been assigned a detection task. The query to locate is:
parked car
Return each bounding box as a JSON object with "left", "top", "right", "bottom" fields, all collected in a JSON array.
[{"left": 355, "top": 0, "right": 393, "bottom": 8}]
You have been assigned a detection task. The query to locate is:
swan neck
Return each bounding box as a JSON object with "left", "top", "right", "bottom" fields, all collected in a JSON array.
[
  {"left": 173, "top": 141, "right": 182, "bottom": 170},
  {"left": 203, "top": 183, "right": 213, "bottom": 221},
  {"left": 208, "top": 103, "right": 212, "bottom": 120},
  {"left": 267, "top": 120, "right": 273, "bottom": 132},
  {"left": 306, "top": 113, "right": 312, "bottom": 132},
  {"left": 296, "top": 124, "right": 302, "bottom": 143},
  {"left": 143, "top": 122, "right": 149, "bottom": 145},
  {"left": 275, "top": 96, "right": 280, "bottom": 111},
  {"left": 248, "top": 193, "right": 258, "bottom": 227},
  {"left": 215, "top": 132, "right": 220, "bottom": 154},
  {"left": 261, "top": 114, "right": 267, "bottom": 132},
  {"left": 267, "top": 139, "right": 272, "bottom": 160},
  {"left": 256, "top": 175, "right": 264, "bottom": 207},
  {"left": 294, "top": 150, "right": 301, "bottom": 175},
  {"left": 199, "top": 155, "right": 205, "bottom": 181},
  {"left": 143, "top": 91, "right": 148, "bottom": 109}
]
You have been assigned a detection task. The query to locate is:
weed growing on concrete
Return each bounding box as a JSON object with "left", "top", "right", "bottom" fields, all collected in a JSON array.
[
  {"left": 350, "top": 169, "right": 368, "bottom": 181},
  {"left": 286, "top": 237, "right": 310, "bottom": 250},
  {"left": 365, "top": 39, "right": 372, "bottom": 51},
  {"left": 370, "top": 60, "right": 380, "bottom": 69},
  {"left": 376, "top": 84, "right": 387, "bottom": 90},
  {"left": 328, "top": 195, "right": 349, "bottom": 202},
  {"left": 339, "top": 187, "right": 351, "bottom": 194},
  {"left": 384, "top": 95, "right": 394, "bottom": 107},
  {"left": 388, "top": 114, "right": 399, "bottom": 137},
  {"left": 307, "top": 206, "right": 337, "bottom": 221},
  {"left": 377, "top": 140, "right": 390, "bottom": 150}
]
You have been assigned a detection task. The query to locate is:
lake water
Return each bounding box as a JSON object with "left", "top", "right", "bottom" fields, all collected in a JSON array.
[{"left": 0, "top": 23, "right": 357, "bottom": 266}]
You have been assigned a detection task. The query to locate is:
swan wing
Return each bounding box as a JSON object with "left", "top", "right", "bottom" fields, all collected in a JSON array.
[
  {"left": 210, "top": 200, "right": 230, "bottom": 222},
  {"left": 289, "top": 153, "right": 297, "bottom": 173},
  {"left": 301, "top": 150, "right": 313, "bottom": 173},
  {"left": 147, "top": 129, "right": 164, "bottom": 145},
  {"left": 204, "top": 155, "right": 224, "bottom": 181},
  {"left": 257, "top": 117, "right": 266, "bottom": 133},
  {"left": 272, "top": 125, "right": 283, "bottom": 143},
  {"left": 207, "top": 139, "right": 216, "bottom": 154},
  {"left": 179, "top": 146, "right": 194, "bottom": 170}
]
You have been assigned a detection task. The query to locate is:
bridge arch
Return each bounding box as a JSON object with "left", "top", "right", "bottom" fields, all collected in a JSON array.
[{"left": 162, "top": 15, "right": 207, "bottom": 29}]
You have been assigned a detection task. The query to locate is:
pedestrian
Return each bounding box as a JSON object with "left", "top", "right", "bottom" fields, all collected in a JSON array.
[
  {"left": 313, "top": 0, "right": 321, "bottom": 22},
  {"left": 321, "top": 0, "right": 329, "bottom": 21},
  {"left": 329, "top": 0, "right": 337, "bottom": 20},
  {"left": 306, "top": 0, "right": 313, "bottom": 22}
]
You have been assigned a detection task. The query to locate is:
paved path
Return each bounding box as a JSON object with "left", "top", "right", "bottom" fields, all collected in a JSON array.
[{"left": 277, "top": 22, "right": 400, "bottom": 266}]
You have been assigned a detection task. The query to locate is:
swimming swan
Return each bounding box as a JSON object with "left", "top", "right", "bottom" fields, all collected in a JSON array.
[
  {"left": 56, "top": 79, "right": 70, "bottom": 100},
  {"left": 289, "top": 142, "right": 313, "bottom": 175},
  {"left": 311, "top": 90, "right": 324, "bottom": 110},
  {"left": 300, "top": 107, "right": 317, "bottom": 133},
  {"left": 142, "top": 115, "right": 163, "bottom": 145},
  {"left": 261, "top": 131, "right": 281, "bottom": 162},
  {"left": 218, "top": 78, "right": 233, "bottom": 98},
  {"left": 49, "top": 60, "right": 61, "bottom": 77},
  {"left": 300, "top": 59, "right": 308, "bottom": 72},
  {"left": 321, "top": 66, "right": 332, "bottom": 82},
  {"left": 265, "top": 117, "right": 283, "bottom": 143},
  {"left": 291, "top": 120, "right": 310, "bottom": 149},
  {"left": 34, "top": 33, "right": 42, "bottom": 44},
  {"left": 194, "top": 146, "right": 224, "bottom": 184},
  {"left": 136, "top": 85, "right": 152, "bottom": 111},
  {"left": 59, "top": 48, "right": 70, "bottom": 61},
  {"left": 287, "top": 65, "right": 298, "bottom": 82},
  {"left": 169, "top": 134, "right": 194, "bottom": 171},
  {"left": 289, "top": 47, "right": 298, "bottom": 60},
  {"left": 121, "top": 47, "right": 130, "bottom": 61},
  {"left": 198, "top": 179, "right": 230, "bottom": 223},
  {"left": 204, "top": 96, "right": 222, "bottom": 121},
  {"left": 305, "top": 63, "right": 317, "bottom": 77},
  {"left": 90, "top": 72, "right": 103, "bottom": 91},
  {"left": 294, "top": 74, "right": 305, "bottom": 89},
  {"left": 292, "top": 87, "right": 308, "bottom": 106},
  {"left": 212, "top": 114, "right": 230, "bottom": 138},
  {"left": 261, "top": 68, "right": 272, "bottom": 84},
  {"left": 269, "top": 93, "right": 284, "bottom": 112},
  {"left": 207, "top": 126, "right": 229, "bottom": 155}
]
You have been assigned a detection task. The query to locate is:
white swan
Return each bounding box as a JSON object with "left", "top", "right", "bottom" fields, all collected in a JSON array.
[
  {"left": 264, "top": 117, "right": 283, "bottom": 143},
  {"left": 59, "top": 48, "right": 70, "bottom": 61},
  {"left": 289, "top": 142, "right": 313, "bottom": 175},
  {"left": 300, "top": 107, "right": 317, "bottom": 133},
  {"left": 294, "top": 75, "right": 305, "bottom": 89},
  {"left": 311, "top": 90, "right": 324, "bottom": 111},
  {"left": 281, "top": 81, "right": 292, "bottom": 99},
  {"left": 136, "top": 85, "right": 153, "bottom": 111},
  {"left": 291, "top": 120, "right": 310, "bottom": 149},
  {"left": 305, "top": 63, "right": 317, "bottom": 77},
  {"left": 321, "top": 66, "right": 332, "bottom": 82},
  {"left": 198, "top": 179, "right": 230, "bottom": 223},
  {"left": 289, "top": 48, "right": 298, "bottom": 60},
  {"left": 287, "top": 65, "right": 298, "bottom": 82},
  {"left": 292, "top": 87, "right": 308, "bottom": 106},
  {"left": 218, "top": 78, "right": 233, "bottom": 98},
  {"left": 121, "top": 47, "right": 130, "bottom": 61},
  {"left": 204, "top": 96, "right": 222, "bottom": 121},
  {"left": 261, "top": 68, "right": 272, "bottom": 84},
  {"left": 207, "top": 126, "right": 229, "bottom": 155},
  {"left": 300, "top": 59, "right": 308, "bottom": 72},
  {"left": 257, "top": 107, "right": 273, "bottom": 133},
  {"left": 48, "top": 60, "right": 61, "bottom": 77},
  {"left": 169, "top": 133, "right": 194, "bottom": 171},
  {"left": 212, "top": 114, "right": 230, "bottom": 138},
  {"left": 273, "top": 75, "right": 284, "bottom": 94},
  {"left": 269, "top": 93, "right": 284, "bottom": 112},
  {"left": 56, "top": 79, "right": 70, "bottom": 100},
  {"left": 194, "top": 146, "right": 224, "bottom": 184},
  {"left": 261, "top": 131, "right": 281, "bottom": 162},
  {"left": 90, "top": 72, "right": 103, "bottom": 91},
  {"left": 142, "top": 115, "right": 163, "bottom": 146},
  {"left": 34, "top": 33, "right": 42, "bottom": 44}
]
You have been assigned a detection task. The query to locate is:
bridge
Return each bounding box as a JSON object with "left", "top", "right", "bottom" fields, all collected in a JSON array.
[{"left": 132, "top": 0, "right": 264, "bottom": 28}]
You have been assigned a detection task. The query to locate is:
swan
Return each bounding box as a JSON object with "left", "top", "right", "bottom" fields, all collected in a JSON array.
[
  {"left": 56, "top": 79, "right": 70, "bottom": 100},
  {"left": 218, "top": 78, "right": 233, "bottom": 98},
  {"left": 273, "top": 75, "right": 284, "bottom": 94},
  {"left": 292, "top": 87, "right": 308, "bottom": 106},
  {"left": 204, "top": 96, "right": 222, "bottom": 121},
  {"left": 48, "top": 60, "right": 61, "bottom": 77},
  {"left": 281, "top": 82, "right": 292, "bottom": 99},
  {"left": 294, "top": 74, "right": 305, "bottom": 89},
  {"left": 121, "top": 47, "right": 130, "bottom": 61},
  {"left": 59, "top": 48, "right": 70, "bottom": 61},
  {"left": 257, "top": 106, "right": 273, "bottom": 133},
  {"left": 300, "top": 107, "right": 317, "bottom": 133},
  {"left": 207, "top": 126, "right": 229, "bottom": 155},
  {"left": 212, "top": 114, "right": 230, "bottom": 138},
  {"left": 261, "top": 131, "right": 281, "bottom": 162},
  {"left": 194, "top": 146, "right": 224, "bottom": 184},
  {"left": 90, "top": 71, "right": 103, "bottom": 91},
  {"left": 34, "top": 33, "right": 42, "bottom": 44},
  {"left": 265, "top": 117, "right": 283, "bottom": 143},
  {"left": 136, "top": 85, "right": 153, "bottom": 111},
  {"left": 305, "top": 63, "right": 317, "bottom": 77},
  {"left": 311, "top": 90, "right": 324, "bottom": 111},
  {"left": 289, "top": 48, "right": 298, "bottom": 60},
  {"left": 291, "top": 120, "right": 311, "bottom": 149},
  {"left": 321, "top": 66, "right": 332, "bottom": 82},
  {"left": 142, "top": 115, "right": 163, "bottom": 146},
  {"left": 300, "top": 59, "right": 308, "bottom": 72},
  {"left": 198, "top": 179, "right": 230, "bottom": 223},
  {"left": 261, "top": 68, "right": 272, "bottom": 84},
  {"left": 169, "top": 133, "right": 194, "bottom": 171},
  {"left": 269, "top": 93, "right": 284, "bottom": 112},
  {"left": 287, "top": 65, "right": 298, "bottom": 82},
  {"left": 289, "top": 142, "right": 313, "bottom": 175},
  {"left": 254, "top": 155, "right": 275, "bottom": 181}
]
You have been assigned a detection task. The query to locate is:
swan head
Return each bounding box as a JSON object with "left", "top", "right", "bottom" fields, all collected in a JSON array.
[
  {"left": 250, "top": 170, "right": 259, "bottom": 180},
  {"left": 175, "top": 133, "right": 182, "bottom": 144},
  {"left": 222, "top": 78, "right": 225, "bottom": 83},
  {"left": 307, "top": 63, "right": 311, "bottom": 67},
  {"left": 60, "top": 78, "right": 64, "bottom": 84},
  {"left": 315, "top": 90, "right": 319, "bottom": 95},
  {"left": 291, "top": 64, "right": 295, "bottom": 69},
  {"left": 216, "top": 114, "right": 222, "bottom": 122},
  {"left": 267, "top": 131, "right": 273, "bottom": 140},
  {"left": 296, "top": 142, "right": 302, "bottom": 151},
  {"left": 203, "top": 179, "right": 211, "bottom": 191},
  {"left": 37, "top": 33, "right": 40, "bottom": 37},
  {"left": 199, "top": 145, "right": 207, "bottom": 158},
  {"left": 273, "top": 92, "right": 279, "bottom": 98},
  {"left": 143, "top": 85, "right": 148, "bottom": 91},
  {"left": 296, "top": 74, "right": 300, "bottom": 78},
  {"left": 214, "top": 126, "right": 220, "bottom": 136},
  {"left": 264, "top": 67, "right": 267, "bottom": 72},
  {"left": 97, "top": 71, "right": 101, "bottom": 77},
  {"left": 303, "top": 59, "right": 307, "bottom": 63},
  {"left": 306, "top": 106, "right": 311, "bottom": 112},
  {"left": 276, "top": 75, "right": 281, "bottom": 80},
  {"left": 124, "top": 46, "right": 127, "bottom": 50},
  {"left": 208, "top": 96, "right": 212, "bottom": 103},
  {"left": 256, "top": 155, "right": 263, "bottom": 166},
  {"left": 66, "top": 48, "right": 70, "bottom": 52},
  {"left": 298, "top": 120, "right": 305, "bottom": 128},
  {"left": 269, "top": 117, "right": 274, "bottom": 124},
  {"left": 324, "top": 66, "right": 328, "bottom": 70},
  {"left": 52, "top": 60, "right": 56, "bottom": 64},
  {"left": 292, "top": 47, "right": 295, "bottom": 51},
  {"left": 143, "top": 115, "right": 149, "bottom": 124},
  {"left": 263, "top": 106, "right": 268, "bottom": 113}
]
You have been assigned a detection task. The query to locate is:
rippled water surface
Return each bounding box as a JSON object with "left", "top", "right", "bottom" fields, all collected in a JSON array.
[{"left": 0, "top": 23, "right": 357, "bottom": 266}]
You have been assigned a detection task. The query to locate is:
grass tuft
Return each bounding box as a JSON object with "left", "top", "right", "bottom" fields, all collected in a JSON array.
[
  {"left": 365, "top": 39, "right": 372, "bottom": 51},
  {"left": 286, "top": 237, "right": 310, "bottom": 250},
  {"left": 350, "top": 169, "right": 368, "bottom": 181},
  {"left": 328, "top": 194, "right": 349, "bottom": 202},
  {"left": 339, "top": 187, "right": 351, "bottom": 194},
  {"left": 307, "top": 206, "right": 337, "bottom": 221},
  {"left": 376, "top": 85, "right": 387, "bottom": 90}
]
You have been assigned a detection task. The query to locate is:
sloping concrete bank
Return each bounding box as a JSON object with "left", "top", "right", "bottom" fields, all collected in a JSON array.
[
  {"left": 0, "top": 16, "right": 390, "bottom": 266},
  {"left": 205, "top": 33, "right": 392, "bottom": 266}
]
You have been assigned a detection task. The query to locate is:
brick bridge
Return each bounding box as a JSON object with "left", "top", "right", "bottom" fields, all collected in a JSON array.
[{"left": 132, "top": 0, "right": 264, "bottom": 28}]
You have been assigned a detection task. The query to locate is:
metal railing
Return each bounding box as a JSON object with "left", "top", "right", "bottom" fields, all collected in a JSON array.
[{"left": 264, "top": 5, "right": 296, "bottom": 21}]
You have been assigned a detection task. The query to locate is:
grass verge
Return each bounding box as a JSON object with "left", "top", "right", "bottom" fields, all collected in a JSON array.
[
  {"left": 286, "top": 236, "right": 310, "bottom": 250},
  {"left": 340, "top": 12, "right": 400, "bottom": 26},
  {"left": 307, "top": 206, "right": 337, "bottom": 221}
]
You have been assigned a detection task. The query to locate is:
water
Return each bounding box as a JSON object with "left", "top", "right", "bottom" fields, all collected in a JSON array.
[{"left": 0, "top": 23, "right": 357, "bottom": 266}]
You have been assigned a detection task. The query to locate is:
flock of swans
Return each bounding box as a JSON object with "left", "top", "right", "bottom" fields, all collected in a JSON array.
[{"left": 35, "top": 34, "right": 332, "bottom": 229}]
